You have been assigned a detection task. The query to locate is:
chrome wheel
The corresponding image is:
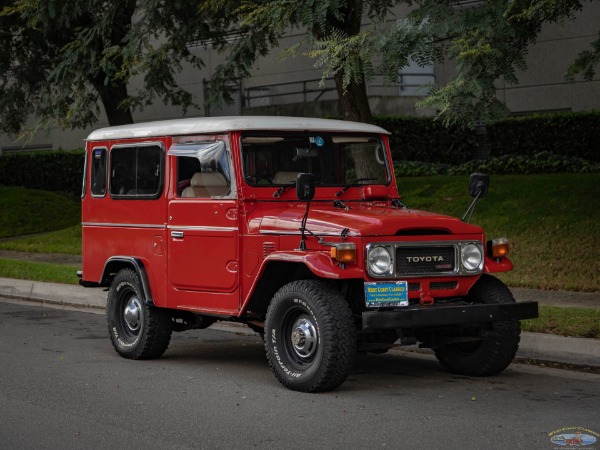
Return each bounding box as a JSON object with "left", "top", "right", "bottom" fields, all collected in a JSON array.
[
  {"left": 290, "top": 315, "right": 318, "bottom": 360},
  {"left": 123, "top": 296, "right": 142, "bottom": 332}
]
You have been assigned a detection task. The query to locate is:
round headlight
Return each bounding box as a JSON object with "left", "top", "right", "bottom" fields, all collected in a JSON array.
[
  {"left": 461, "top": 243, "right": 483, "bottom": 271},
  {"left": 368, "top": 246, "right": 392, "bottom": 275}
]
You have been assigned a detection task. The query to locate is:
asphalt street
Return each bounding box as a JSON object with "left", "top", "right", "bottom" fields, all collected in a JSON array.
[
  {"left": 1, "top": 276, "right": 599, "bottom": 368},
  {"left": 1, "top": 300, "right": 599, "bottom": 450}
]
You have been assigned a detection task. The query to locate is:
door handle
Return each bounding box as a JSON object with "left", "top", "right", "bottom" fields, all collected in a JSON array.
[{"left": 171, "top": 231, "right": 184, "bottom": 239}]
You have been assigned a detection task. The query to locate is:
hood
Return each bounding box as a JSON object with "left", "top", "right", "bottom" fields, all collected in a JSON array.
[{"left": 247, "top": 203, "right": 483, "bottom": 237}]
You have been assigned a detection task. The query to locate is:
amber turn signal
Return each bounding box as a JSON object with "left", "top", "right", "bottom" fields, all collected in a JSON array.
[
  {"left": 330, "top": 243, "right": 356, "bottom": 263},
  {"left": 489, "top": 237, "right": 509, "bottom": 258}
]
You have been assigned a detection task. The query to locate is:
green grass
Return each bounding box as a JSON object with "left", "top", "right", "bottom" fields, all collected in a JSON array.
[
  {"left": 0, "top": 181, "right": 598, "bottom": 339},
  {"left": 397, "top": 173, "right": 600, "bottom": 292},
  {"left": 521, "top": 305, "right": 600, "bottom": 339},
  {"left": 0, "top": 225, "right": 81, "bottom": 254},
  {"left": 0, "top": 258, "right": 80, "bottom": 285},
  {"left": 1, "top": 176, "right": 599, "bottom": 291},
  {"left": 0, "top": 186, "right": 80, "bottom": 238}
]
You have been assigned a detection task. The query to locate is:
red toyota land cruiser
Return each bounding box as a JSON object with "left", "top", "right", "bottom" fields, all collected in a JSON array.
[{"left": 79, "top": 116, "right": 538, "bottom": 392}]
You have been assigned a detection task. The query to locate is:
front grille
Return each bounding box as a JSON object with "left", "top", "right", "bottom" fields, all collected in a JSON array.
[
  {"left": 431, "top": 281, "right": 458, "bottom": 290},
  {"left": 366, "top": 240, "right": 483, "bottom": 279},
  {"left": 407, "top": 281, "right": 456, "bottom": 292},
  {"left": 396, "top": 246, "right": 456, "bottom": 275},
  {"left": 408, "top": 282, "right": 420, "bottom": 292}
]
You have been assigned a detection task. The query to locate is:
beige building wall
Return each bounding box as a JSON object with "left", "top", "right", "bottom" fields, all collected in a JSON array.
[
  {"left": 492, "top": 3, "right": 599, "bottom": 114},
  {"left": 1, "top": 3, "right": 598, "bottom": 151}
]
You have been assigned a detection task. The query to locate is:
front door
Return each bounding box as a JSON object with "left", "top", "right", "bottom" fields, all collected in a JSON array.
[{"left": 166, "top": 140, "right": 240, "bottom": 314}]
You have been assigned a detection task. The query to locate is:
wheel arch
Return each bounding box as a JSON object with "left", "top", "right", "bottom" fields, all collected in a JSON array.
[
  {"left": 241, "top": 250, "right": 363, "bottom": 318},
  {"left": 241, "top": 261, "right": 316, "bottom": 317},
  {"left": 101, "top": 257, "right": 154, "bottom": 305}
]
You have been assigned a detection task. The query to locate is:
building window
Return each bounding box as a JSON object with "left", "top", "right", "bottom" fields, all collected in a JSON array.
[{"left": 398, "top": 58, "right": 435, "bottom": 96}]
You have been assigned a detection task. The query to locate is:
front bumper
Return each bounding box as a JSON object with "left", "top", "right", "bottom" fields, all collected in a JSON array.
[{"left": 362, "top": 301, "right": 538, "bottom": 331}]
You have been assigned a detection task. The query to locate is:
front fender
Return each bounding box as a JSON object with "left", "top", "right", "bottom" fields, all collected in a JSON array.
[
  {"left": 264, "top": 250, "right": 364, "bottom": 279},
  {"left": 484, "top": 256, "right": 513, "bottom": 274}
]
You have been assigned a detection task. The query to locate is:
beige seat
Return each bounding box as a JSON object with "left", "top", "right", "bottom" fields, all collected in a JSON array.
[
  {"left": 181, "top": 172, "right": 229, "bottom": 198},
  {"left": 273, "top": 171, "right": 300, "bottom": 184}
]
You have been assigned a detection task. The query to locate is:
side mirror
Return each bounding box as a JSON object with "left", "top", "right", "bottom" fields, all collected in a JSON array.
[
  {"left": 296, "top": 173, "right": 316, "bottom": 201},
  {"left": 468, "top": 173, "right": 489, "bottom": 198}
]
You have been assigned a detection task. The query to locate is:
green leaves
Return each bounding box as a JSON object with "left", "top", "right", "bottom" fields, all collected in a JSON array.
[
  {"left": 567, "top": 32, "right": 600, "bottom": 81},
  {"left": 0, "top": 0, "right": 235, "bottom": 132},
  {"left": 1, "top": 0, "right": 597, "bottom": 134}
]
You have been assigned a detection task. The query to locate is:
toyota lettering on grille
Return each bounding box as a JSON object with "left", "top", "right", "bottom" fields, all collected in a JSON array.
[{"left": 406, "top": 256, "right": 445, "bottom": 263}]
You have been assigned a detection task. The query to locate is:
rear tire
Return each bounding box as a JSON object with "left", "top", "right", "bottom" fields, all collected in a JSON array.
[
  {"left": 107, "top": 268, "right": 172, "bottom": 359},
  {"left": 434, "top": 274, "right": 521, "bottom": 376},
  {"left": 264, "top": 280, "right": 356, "bottom": 392}
]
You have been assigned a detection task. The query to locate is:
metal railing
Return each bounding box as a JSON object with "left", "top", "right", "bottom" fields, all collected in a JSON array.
[
  {"left": 244, "top": 78, "right": 337, "bottom": 108},
  {"left": 204, "top": 73, "right": 436, "bottom": 116}
]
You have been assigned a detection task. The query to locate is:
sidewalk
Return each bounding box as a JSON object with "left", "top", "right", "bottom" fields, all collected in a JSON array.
[{"left": 1, "top": 277, "right": 599, "bottom": 368}]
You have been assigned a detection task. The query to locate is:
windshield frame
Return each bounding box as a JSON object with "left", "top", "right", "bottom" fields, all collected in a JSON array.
[{"left": 239, "top": 131, "right": 392, "bottom": 190}]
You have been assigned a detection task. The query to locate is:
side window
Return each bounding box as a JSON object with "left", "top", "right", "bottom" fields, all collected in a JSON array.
[
  {"left": 110, "top": 144, "right": 164, "bottom": 198},
  {"left": 90, "top": 147, "right": 107, "bottom": 197},
  {"left": 169, "top": 141, "right": 232, "bottom": 198}
]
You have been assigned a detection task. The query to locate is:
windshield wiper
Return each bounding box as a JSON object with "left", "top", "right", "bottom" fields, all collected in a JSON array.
[
  {"left": 334, "top": 199, "right": 350, "bottom": 209},
  {"left": 391, "top": 198, "right": 408, "bottom": 209},
  {"left": 272, "top": 184, "right": 295, "bottom": 198},
  {"left": 335, "top": 178, "right": 378, "bottom": 197}
]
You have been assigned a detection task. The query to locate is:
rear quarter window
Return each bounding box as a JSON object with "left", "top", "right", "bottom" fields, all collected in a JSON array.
[
  {"left": 110, "top": 143, "right": 164, "bottom": 199},
  {"left": 91, "top": 147, "right": 107, "bottom": 197}
]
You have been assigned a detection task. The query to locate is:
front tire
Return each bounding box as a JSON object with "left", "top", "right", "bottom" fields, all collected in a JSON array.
[
  {"left": 434, "top": 274, "right": 521, "bottom": 376},
  {"left": 107, "top": 268, "right": 172, "bottom": 359},
  {"left": 264, "top": 280, "right": 356, "bottom": 392}
]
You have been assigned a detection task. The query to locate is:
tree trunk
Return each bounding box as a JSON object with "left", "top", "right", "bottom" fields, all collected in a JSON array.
[
  {"left": 94, "top": 81, "right": 134, "bottom": 126},
  {"left": 93, "top": 0, "right": 137, "bottom": 126},
  {"left": 314, "top": 0, "right": 374, "bottom": 125},
  {"left": 334, "top": 73, "right": 374, "bottom": 124},
  {"left": 334, "top": 73, "right": 380, "bottom": 179}
]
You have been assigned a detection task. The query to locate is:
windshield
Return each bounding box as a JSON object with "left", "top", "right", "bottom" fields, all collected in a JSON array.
[{"left": 241, "top": 132, "right": 389, "bottom": 186}]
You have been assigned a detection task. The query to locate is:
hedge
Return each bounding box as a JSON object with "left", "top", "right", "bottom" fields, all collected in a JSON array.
[
  {"left": 374, "top": 115, "right": 475, "bottom": 164},
  {"left": 0, "top": 149, "right": 84, "bottom": 196},
  {"left": 394, "top": 152, "right": 600, "bottom": 177},
  {"left": 487, "top": 112, "right": 600, "bottom": 162},
  {"left": 375, "top": 111, "right": 600, "bottom": 163},
  {"left": 1, "top": 111, "right": 598, "bottom": 194}
]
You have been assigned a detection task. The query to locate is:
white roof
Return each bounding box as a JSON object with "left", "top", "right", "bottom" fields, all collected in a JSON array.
[{"left": 86, "top": 116, "right": 390, "bottom": 141}]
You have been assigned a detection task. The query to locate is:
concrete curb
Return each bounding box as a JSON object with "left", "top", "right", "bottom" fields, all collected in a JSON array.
[
  {"left": 1, "top": 277, "right": 599, "bottom": 368},
  {"left": 0, "top": 277, "right": 106, "bottom": 310},
  {"left": 517, "top": 332, "right": 600, "bottom": 367}
]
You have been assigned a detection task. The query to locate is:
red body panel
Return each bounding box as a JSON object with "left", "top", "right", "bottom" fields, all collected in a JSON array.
[{"left": 81, "top": 122, "right": 510, "bottom": 317}]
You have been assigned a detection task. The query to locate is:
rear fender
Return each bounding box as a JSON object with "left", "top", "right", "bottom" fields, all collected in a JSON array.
[{"left": 102, "top": 257, "right": 154, "bottom": 305}]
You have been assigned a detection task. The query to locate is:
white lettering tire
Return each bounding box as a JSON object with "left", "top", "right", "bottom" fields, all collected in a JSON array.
[
  {"left": 264, "top": 280, "right": 356, "bottom": 392},
  {"left": 106, "top": 268, "right": 172, "bottom": 359}
]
